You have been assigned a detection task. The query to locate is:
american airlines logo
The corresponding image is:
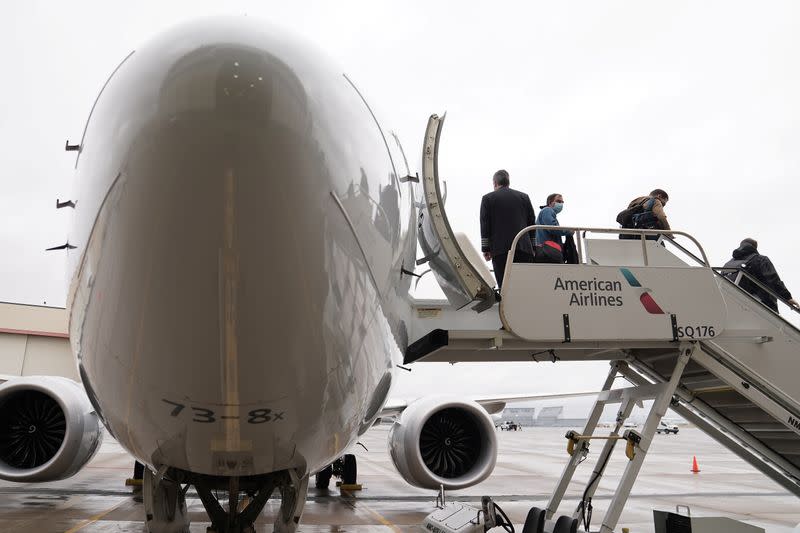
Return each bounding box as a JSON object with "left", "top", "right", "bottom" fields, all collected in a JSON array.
[{"left": 619, "top": 268, "right": 665, "bottom": 315}]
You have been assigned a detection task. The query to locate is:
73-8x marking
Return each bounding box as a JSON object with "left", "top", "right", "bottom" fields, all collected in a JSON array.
[{"left": 161, "top": 399, "right": 285, "bottom": 424}]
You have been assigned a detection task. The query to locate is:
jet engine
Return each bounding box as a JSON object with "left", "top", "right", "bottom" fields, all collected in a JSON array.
[
  {"left": 388, "top": 396, "right": 497, "bottom": 490},
  {"left": 0, "top": 376, "right": 103, "bottom": 482}
]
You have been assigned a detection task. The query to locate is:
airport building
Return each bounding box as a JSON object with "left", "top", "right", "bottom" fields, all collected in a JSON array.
[
  {"left": 535, "top": 406, "right": 587, "bottom": 427},
  {"left": 501, "top": 407, "right": 536, "bottom": 426},
  {"left": 502, "top": 406, "right": 588, "bottom": 428},
  {"left": 0, "top": 301, "right": 74, "bottom": 381}
]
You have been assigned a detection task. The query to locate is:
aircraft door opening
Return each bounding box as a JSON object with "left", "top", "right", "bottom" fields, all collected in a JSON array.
[{"left": 417, "top": 114, "right": 495, "bottom": 311}]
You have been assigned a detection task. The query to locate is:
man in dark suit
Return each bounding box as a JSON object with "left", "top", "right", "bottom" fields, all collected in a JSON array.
[{"left": 480, "top": 169, "right": 536, "bottom": 289}]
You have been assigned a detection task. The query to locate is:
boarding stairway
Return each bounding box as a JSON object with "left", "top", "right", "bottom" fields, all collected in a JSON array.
[
  {"left": 409, "top": 114, "right": 800, "bottom": 532},
  {"left": 582, "top": 234, "right": 800, "bottom": 494},
  {"left": 410, "top": 229, "right": 800, "bottom": 532}
]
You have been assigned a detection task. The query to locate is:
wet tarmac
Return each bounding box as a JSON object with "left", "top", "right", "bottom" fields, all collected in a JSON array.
[{"left": 0, "top": 426, "right": 798, "bottom": 532}]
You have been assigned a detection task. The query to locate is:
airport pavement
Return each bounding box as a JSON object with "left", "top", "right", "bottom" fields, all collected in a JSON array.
[{"left": 0, "top": 425, "right": 797, "bottom": 532}]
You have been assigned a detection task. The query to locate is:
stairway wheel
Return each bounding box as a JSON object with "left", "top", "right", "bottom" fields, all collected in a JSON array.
[
  {"left": 553, "top": 515, "right": 577, "bottom": 533},
  {"left": 521, "top": 506, "right": 545, "bottom": 533}
]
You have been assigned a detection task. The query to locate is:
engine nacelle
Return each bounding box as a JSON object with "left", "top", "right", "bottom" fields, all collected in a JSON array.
[
  {"left": 389, "top": 396, "right": 497, "bottom": 490},
  {"left": 0, "top": 376, "right": 103, "bottom": 482}
]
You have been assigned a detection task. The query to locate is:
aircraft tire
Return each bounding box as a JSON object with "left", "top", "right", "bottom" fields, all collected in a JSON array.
[
  {"left": 343, "top": 454, "right": 357, "bottom": 485},
  {"left": 143, "top": 467, "right": 190, "bottom": 533},
  {"left": 315, "top": 465, "right": 333, "bottom": 489}
]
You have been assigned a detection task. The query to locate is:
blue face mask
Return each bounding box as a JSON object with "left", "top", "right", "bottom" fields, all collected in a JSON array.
[{"left": 552, "top": 202, "right": 564, "bottom": 214}]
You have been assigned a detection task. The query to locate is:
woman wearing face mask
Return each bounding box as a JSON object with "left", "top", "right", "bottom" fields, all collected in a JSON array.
[{"left": 534, "top": 193, "right": 573, "bottom": 263}]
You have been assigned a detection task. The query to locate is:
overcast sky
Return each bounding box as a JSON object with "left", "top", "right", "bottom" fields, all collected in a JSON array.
[{"left": 2, "top": 2, "right": 799, "bottom": 404}]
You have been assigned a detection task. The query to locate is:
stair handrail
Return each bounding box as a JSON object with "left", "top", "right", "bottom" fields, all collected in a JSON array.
[
  {"left": 659, "top": 233, "right": 708, "bottom": 266},
  {"left": 714, "top": 267, "right": 800, "bottom": 317},
  {"left": 507, "top": 225, "right": 711, "bottom": 267},
  {"left": 659, "top": 235, "right": 800, "bottom": 317}
]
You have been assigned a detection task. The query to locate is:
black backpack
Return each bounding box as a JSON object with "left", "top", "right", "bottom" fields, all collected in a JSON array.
[
  {"left": 616, "top": 197, "right": 650, "bottom": 228},
  {"left": 631, "top": 198, "right": 659, "bottom": 229},
  {"left": 724, "top": 259, "right": 748, "bottom": 283},
  {"left": 726, "top": 256, "right": 762, "bottom": 296}
]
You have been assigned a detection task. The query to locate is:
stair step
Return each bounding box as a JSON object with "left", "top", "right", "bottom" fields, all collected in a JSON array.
[
  {"left": 682, "top": 377, "right": 727, "bottom": 390},
  {"left": 743, "top": 430, "right": 800, "bottom": 440},
  {"left": 634, "top": 350, "right": 682, "bottom": 364},
  {"left": 696, "top": 389, "right": 754, "bottom": 407},
  {"left": 738, "top": 421, "right": 795, "bottom": 432},
  {"left": 759, "top": 438, "right": 800, "bottom": 456},
  {"left": 654, "top": 360, "right": 710, "bottom": 381},
  {"left": 715, "top": 405, "right": 779, "bottom": 424}
]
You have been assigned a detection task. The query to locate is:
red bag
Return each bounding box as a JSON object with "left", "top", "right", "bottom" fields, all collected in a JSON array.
[{"left": 535, "top": 240, "right": 563, "bottom": 264}]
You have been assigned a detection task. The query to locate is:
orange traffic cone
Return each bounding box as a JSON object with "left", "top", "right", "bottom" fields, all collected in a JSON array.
[{"left": 691, "top": 455, "right": 701, "bottom": 473}]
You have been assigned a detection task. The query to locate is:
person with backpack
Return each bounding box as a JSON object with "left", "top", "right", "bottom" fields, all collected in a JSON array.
[
  {"left": 616, "top": 189, "right": 670, "bottom": 239},
  {"left": 722, "top": 238, "right": 799, "bottom": 313},
  {"left": 534, "top": 193, "right": 573, "bottom": 263}
]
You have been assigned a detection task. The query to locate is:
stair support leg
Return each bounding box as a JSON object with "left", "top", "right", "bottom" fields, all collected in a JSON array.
[
  {"left": 545, "top": 362, "right": 620, "bottom": 520},
  {"left": 570, "top": 394, "right": 638, "bottom": 521},
  {"left": 597, "top": 343, "right": 695, "bottom": 533}
]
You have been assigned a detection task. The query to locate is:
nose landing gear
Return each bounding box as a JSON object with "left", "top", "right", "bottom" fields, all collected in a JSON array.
[
  {"left": 142, "top": 467, "right": 190, "bottom": 533},
  {"left": 143, "top": 467, "right": 309, "bottom": 533}
]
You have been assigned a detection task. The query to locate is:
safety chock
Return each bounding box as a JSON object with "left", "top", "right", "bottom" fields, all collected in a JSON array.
[
  {"left": 338, "top": 483, "right": 363, "bottom": 491},
  {"left": 125, "top": 478, "right": 143, "bottom": 487}
]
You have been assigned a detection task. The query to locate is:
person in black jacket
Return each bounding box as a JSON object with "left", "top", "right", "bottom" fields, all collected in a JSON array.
[
  {"left": 723, "top": 238, "right": 799, "bottom": 313},
  {"left": 480, "top": 169, "right": 536, "bottom": 289}
]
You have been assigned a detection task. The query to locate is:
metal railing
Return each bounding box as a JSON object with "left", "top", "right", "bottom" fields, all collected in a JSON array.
[
  {"left": 659, "top": 235, "right": 800, "bottom": 319},
  {"left": 506, "top": 226, "right": 800, "bottom": 317},
  {"left": 714, "top": 267, "right": 800, "bottom": 318},
  {"left": 507, "top": 225, "right": 711, "bottom": 267},
  {"left": 506, "top": 226, "right": 799, "bottom": 323}
]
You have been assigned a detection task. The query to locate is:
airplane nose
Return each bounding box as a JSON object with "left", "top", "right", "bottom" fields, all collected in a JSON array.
[
  {"left": 160, "top": 43, "right": 308, "bottom": 134},
  {"left": 74, "top": 22, "right": 364, "bottom": 404},
  {"left": 136, "top": 47, "right": 330, "bottom": 387},
  {"left": 71, "top": 19, "right": 403, "bottom": 474}
]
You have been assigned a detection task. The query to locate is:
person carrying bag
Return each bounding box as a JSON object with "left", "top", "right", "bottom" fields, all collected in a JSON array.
[
  {"left": 534, "top": 193, "right": 572, "bottom": 263},
  {"left": 616, "top": 189, "right": 670, "bottom": 240}
]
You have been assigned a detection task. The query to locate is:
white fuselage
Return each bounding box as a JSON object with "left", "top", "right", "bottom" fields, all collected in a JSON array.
[{"left": 66, "top": 19, "right": 416, "bottom": 477}]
